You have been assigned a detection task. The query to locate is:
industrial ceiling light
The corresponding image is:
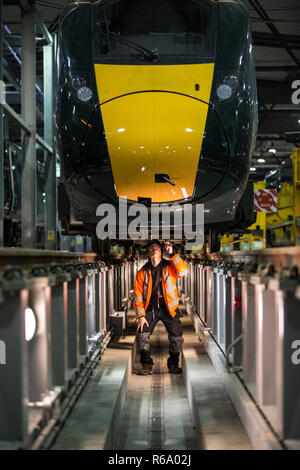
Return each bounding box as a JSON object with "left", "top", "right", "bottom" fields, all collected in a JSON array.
[
  {"left": 257, "top": 158, "right": 265, "bottom": 163},
  {"left": 268, "top": 148, "right": 277, "bottom": 154},
  {"left": 250, "top": 167, "right": 256, "bottom": 172}
]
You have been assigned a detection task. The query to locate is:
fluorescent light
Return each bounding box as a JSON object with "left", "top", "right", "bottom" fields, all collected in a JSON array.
[
  {"left": 257, "top": 158, "right": 265, "bottom": 163},
  {"left": 250, "top": 167, "right": 256, "bottom": 172},
  {"left": 185, "top": 128, "right": 193, "bottom": 133},
  {"left": 268, "top": 148, "right": 277, "bottom": 154},
  {"left": 117, "top": 128, "right": 125, "bottom": 133}
]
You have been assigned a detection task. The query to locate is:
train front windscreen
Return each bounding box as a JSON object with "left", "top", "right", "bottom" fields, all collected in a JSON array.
[{"left": 94, "top": 0, "right": 216, "bottom": 64}]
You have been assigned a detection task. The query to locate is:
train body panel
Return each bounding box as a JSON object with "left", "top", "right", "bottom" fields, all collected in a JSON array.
[
  {"left": 94, "top": 63, "right": 215, "bottom": 202},
  {"left": 56, "top": 0, "right": 258, "bottom": 235}
]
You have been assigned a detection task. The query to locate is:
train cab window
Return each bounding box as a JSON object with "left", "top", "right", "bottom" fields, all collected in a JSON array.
[{"left": 94, "top": 0, "right": 216, "bottom": 64}]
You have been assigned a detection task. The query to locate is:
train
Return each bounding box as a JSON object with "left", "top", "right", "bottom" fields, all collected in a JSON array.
[{"left": 56, "top": 0, "right": 258, "bottom": 251}]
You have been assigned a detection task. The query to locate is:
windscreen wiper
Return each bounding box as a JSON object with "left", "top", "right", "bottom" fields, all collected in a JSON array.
[{"left": 100, "top": 31, "right": 158, "bottom": 62}]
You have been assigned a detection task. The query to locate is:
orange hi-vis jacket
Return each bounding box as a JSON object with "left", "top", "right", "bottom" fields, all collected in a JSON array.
[{"left": 133, "top": 254, "right": 189, "bottom": 319}]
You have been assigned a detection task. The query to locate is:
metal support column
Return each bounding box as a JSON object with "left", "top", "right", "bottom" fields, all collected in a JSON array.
[
  {"left": 291, "top": 148, "right": 300, "bottom": 246},
  {"left": 274, "top": 282, "right": 300, "bottom": 439},
  {"left": 223, "top": 273, "right": 232, "bottom": 352},
  {"left": 231, "top": 276, "right": 243, "bottom": 367},
  {"left": 201, "top": 265, "right": 207, "bottom": 323},
  {"left": 95, "top": 270, "right": 101, "bottom": 332},
  {"left": 253, "top": 272, "right": 277, "bottom": 411},
  {"left": 28, "top": 281, "right": 51, "bottom": 403},
  {"left": 216, "top": 270, "right": 225, "bottom": 349},
  {"left": 107, "top": 268, "right": 114, "bottom": 326},
  {"left": 67, "top": 279, "right": 79, "bottom": 369},
  {"left": 0, "top": 0, "right": 3, "bottom": 246},
  {"left": 191, "top": 264, "right": 194, "bottom": 306},
  {"left": 44, "top": 35, "right": 57, "bottom": 249},
  {"left": 21, "top": 1, "right": 37, "bottom": 248},
  {"left": 0, "top": 285, "right": 29, "bottom": 441},
  {"left": 241, "top": 279, "right": 256, "bottom": 396},
  {"left": 100, "top": 267, "right": 107, "bottom": 332},
  {"left": 195, "top": 265, "right": 199, "bottom": 317},
  {"left": 51, "top": 282, "right": 68, "bottom": 385},
  {"left": 88, "top": 274, "right": 95, "bottom": 338},
  {"left": 211, "top": 269, "right": 218, "bottom": 336},
  {"left": 205, "top": 265, "right": 213, "bottom": 328},
  {"left": 79, "top": 276, "right": 88, "bottom": 355}
]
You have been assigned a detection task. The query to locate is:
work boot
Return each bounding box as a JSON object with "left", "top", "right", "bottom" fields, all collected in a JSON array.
[
  {"left": 167, "top": 351, "right": 181, "bottom": 374},
  {"left": 168, "top": 364, "right": 183, "bottom": 374},
  {"left": 140, "top": 350, "right": 154, "bottom": 366},
  {"left": 140, "top": 363, "right": 153, "bottom": 375}
]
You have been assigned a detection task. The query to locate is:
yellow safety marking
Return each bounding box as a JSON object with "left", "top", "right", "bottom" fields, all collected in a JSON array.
[{"left": 47, "top": 231, "right": 55, "bottom": 241}]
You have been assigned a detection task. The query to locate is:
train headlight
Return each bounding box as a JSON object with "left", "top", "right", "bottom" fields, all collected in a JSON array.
[
  {"left": 223, "top": 75, "right": 238, "bottom": 89},
  {"left": 72, "top": 76, "right": 86, "bottom": 90},
  {"left": 77, "top": 86, "right": 93, "bottom": 102},
  {"left": 217, "top": 84, "right": 233, "bottom": 101},
  {"left": 216, "top": 73, "right": 239, "bottom": 102}
]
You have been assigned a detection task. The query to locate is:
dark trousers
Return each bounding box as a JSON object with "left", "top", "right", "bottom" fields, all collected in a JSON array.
[{"left": 136, "top": 306, "right": 184, "bottom": 368}]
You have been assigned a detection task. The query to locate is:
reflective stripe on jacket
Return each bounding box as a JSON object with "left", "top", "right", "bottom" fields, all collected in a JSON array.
[{"left": 133, "top": 254, "right": 188, "bottom": 319}]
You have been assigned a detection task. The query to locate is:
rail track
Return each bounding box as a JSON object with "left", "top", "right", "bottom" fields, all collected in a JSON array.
[
  {"left": 186, "top": 246, "right": 300, "bottom": 271},
  {"left": 0, "top": 246, "right": 300, "bottom": 449},
  {"left": 181, "top": 246, "right": 300, "bottom": 449}
]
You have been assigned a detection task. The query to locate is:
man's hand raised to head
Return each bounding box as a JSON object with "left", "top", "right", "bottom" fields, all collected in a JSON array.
[
  {"left": 164, "top": 241, "right": 173, "bottom": 256},
  {"left": 137, "top": 317, "right": 149, "bottom": 333}
]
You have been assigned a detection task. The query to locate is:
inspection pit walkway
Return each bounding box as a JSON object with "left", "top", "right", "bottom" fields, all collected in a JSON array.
[{"left": 51, "top": 309, "right": 252, "bottom": 450}]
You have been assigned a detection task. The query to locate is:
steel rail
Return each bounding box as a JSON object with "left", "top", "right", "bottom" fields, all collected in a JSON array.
[
  {"left": 186, "top": 246, "right": 300, "bottom": 271},
  {"left": 0, "top": 248, "right": 102, "bottom": 271},
  {"left": 0, "top": 247, "right": 300, "bottom": 271}
]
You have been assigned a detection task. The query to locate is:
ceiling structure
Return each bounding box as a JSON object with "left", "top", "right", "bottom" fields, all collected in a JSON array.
[
  {"left": 2, "top": 0, "right": 300, "bottom": 181},
  {"left": 244, "top": 0, "right": 300, "bottom": 181}
]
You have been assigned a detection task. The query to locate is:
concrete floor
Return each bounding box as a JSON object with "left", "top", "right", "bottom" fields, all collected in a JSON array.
[
  {"left": 181, "top": 315, "right": 253, "bottom": 450},
  {"left": 51, "top": 342, "right": 132, "bottom": 450},
  {"left": 116, "top": 321, "right": 197, "bottom": 450},
  {"left": 51, "top": 309, "right": 252, "bottom": 450}
]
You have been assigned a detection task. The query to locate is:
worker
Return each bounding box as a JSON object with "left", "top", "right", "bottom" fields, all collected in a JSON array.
[{"left": 133, "top": 240, "right": 188, "bottom": 375}]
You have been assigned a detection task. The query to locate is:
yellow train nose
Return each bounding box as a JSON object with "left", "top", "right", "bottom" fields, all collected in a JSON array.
[
  {"left": 94, "top": 63, "right": 215, "bottom": 203},
  {"left": 101, "top": 91, "right": 209, "bottom": 202}
]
